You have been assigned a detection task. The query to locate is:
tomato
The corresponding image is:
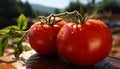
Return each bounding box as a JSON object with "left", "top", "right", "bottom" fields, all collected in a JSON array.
[
  {"left": 57, "top": 19, "right": 112, "bottom": 66},
  {"left": 28, "top": 20, "right": 66, "bottom": 55}
]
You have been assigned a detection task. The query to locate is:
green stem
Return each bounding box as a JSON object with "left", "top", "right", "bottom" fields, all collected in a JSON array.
[
  {"left": 52, "top": 12, "right": 68, "bottom": 17},
  {"left": 38, "top": 16, "right": 47, "bottom": 23},
  {"left": 14, "top": 30, "right": 29, "bottom": 58},
  {"left": 21, "top": 30, "right": 29, "bottom": 41},
  {"left": 48, "top": 14, "right": 53, "bottom": 25},
  {"left": 39, "top": 10, "right": 89, "bottom": 25},
  {"left": 19, "top": 30, "right": 29, "bottom": 51}
]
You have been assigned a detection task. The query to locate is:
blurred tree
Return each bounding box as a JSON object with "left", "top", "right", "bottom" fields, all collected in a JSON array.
[
  {"left": 0, "top": 0, "right": 22, "bottom": 29},
  {"left": 54, "top": 8, "right": 60, "bottom": 14},
  {"left": 95, "top": 0, "right": 120, "bottom": 13},
  {"left": 0, "top": 0, "right": 35, "bottom": 29},
  {"left": 0, "top": 0, "right": 21, "bottom": 19},
  {"left": 23, "top": 1, "right": 35, "bottom": 17},
  {"left": 85, "top": 0, "right": 96, "bottom": 13},
  {"left": 18, "top": 1, "right": 36, "bottom": 18},
  {"left": 65, "top": 0, "right": 86, "bottom": 12},
  {"left": 18, "top": 0, "right": 25, "bottom": 12},
  {"left": 92, "top": 0, "right": 95, "bottom": 5}
]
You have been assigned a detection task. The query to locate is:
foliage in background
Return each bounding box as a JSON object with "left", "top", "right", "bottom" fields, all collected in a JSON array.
[
  {"left": 65, "top": 0, "right": 86, "bottom": 12},
  {"left": 0, "top": 0, "right": 35, "bottom": 18},
  {"left": 1, "top": 0, "right": 120, "bottom": 29},
  {"left": 65, "top": 0, "right": 120, "bottom": 14},
  {"left": 18, "top": 1, "right": 36, "bottom": 17},
  {"left": 95, "top": 0, "right": 120, "bottom": 13},
  {"left": 0, "top": 0, "right": 21, "bottom": 19},
  {"left": 54, "top": 8, "right": 60, "bottom": 14},
  {"left": 0, "top": 0, "right": 35, "bottom": 29}
]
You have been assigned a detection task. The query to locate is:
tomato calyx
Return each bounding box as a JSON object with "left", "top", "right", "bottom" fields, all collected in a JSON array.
[
  {"left": 37, "top": 9, "right": 97, "bottom": 25},
  {"left": 36, "top": 11, "right": 81, "bottom": 25},
  {"left": 37, "top": 15, "right": 62, "bottom": 25}
]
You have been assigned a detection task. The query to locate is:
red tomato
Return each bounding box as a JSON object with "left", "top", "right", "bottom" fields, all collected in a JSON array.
[
  {"left": 57, "top": 19, "right": 112, "bottom": 66},
  {"left": 28, "top": 20, "right": 66, "bottom": 55}
]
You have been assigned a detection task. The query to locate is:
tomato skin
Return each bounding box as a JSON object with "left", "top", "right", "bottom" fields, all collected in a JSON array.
[
  {"left": 28, "top": 21, "right": 66, "bottom": 55},
  {"left": 57, "top": 19, "right": 112, "bottom": 66}
]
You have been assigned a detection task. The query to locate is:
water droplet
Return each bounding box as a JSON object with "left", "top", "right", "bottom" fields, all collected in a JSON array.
[
  {"left": 78, "top": 24, "right": 81, "bottom": 27},
  {"left": 73, "top": 25, "right": 76, "bottom": 29},
  {"left": 100, "top": 26, "right": 104, "bottom": 29},
  {"left": 37, "top": 27, "right": 40, "bottom": 30},
  {"left": 43, "top": 30, "right": 46, "bottom": 32},
  {"left": 33, "top": 28, "right": 36, "bottom": 30},
  {"left": 94, "top": 25, "right": 97, "bottom": 27},
  {"left": 49, "top": 36, "right": 53, "bottom": 40},
  {"left": 71, "top": 31, "right": 74, "bottom": 34},
  {"left": 38, "top": 25, "right": 41, "bottom": 27},
  {"left": 80, "top": 28, "right": 82, "bottom": 31},
  {"left": 82, "top": 27, "right": 85, "bottom": 30}
]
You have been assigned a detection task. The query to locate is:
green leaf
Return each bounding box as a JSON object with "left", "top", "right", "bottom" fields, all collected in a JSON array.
[
  {"left": 4, "top": 25, "right": 19, "bottom": 30},
  {"left": 14, "top": 30, "right": 24, "bottom": 34},
  {"left": 7, "top": 26, "right": 24, "bottom": 35},
  {"left": 0, "top": 29, "right": 10, "bottom": 35},
  {"left": 2, "top": 36, "right": 9, "bottom": 50},
  {"left": 22, "top": 45, "right": 31, "bottom": 51},
  {"left": 17, "top": 14, "right": 27, "bottom": 30},
  {"left": 0, "top": 35, "right": 10, "bottom": 56},
  {"left": 0, "top": 41, "right": 3, "bottom": 56},
  {"left": 14, "top": 38, "right": 21, "bottom": 43},
  {"left": 14, "top": 45, "right": 19, "bottom": 55},
  {"left": 14, "top": 38, "right": 23, "bottom": 52},
  {"left": 0, "top": 14, "right": 28, "bottom": 57},
  {"left": 0, "top": 25, "right": 19, "bottom": 35}
]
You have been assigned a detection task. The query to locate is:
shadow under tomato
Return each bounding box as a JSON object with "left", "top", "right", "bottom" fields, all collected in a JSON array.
[{"left": 26, "top": 53, "right": 94, "bottom": 69}]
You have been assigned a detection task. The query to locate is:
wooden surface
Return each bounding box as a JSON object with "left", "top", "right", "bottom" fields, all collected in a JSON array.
[
  {"left": 0, "top": 49, "right": 120, "bottom": 69},
  {"left": 26, "top": 53, "right": 120, "bottom": 69}
]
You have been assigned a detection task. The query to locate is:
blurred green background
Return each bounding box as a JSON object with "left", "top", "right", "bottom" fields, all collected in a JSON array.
[{"left": 0, "top": 0, "right": 120, "bottom": 29}]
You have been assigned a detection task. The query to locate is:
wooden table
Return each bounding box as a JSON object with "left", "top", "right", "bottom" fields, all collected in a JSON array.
[{"left": 26, "top": 53, "right": 120, "bottom": 69}]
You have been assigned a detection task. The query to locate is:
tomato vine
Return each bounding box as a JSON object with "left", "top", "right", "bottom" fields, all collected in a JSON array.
[
  {"left": 0, "top": 14, "right": 31, "bottom": 59},
  {"left": 0, "top": 10, "right": 98, "bottom": 60}
]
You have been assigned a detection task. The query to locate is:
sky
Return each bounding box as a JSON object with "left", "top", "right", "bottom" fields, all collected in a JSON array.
[{"left": 21, "top": 0, "right": 103, "bottom": 9}]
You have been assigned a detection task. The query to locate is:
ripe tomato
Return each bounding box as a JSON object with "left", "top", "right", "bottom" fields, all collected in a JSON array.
[
  {"left": 57, "top": 19, "right": 112, "bottom": 66},
  {"left": 28, "top": 20, "right": 66, "bottom": 55}
]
